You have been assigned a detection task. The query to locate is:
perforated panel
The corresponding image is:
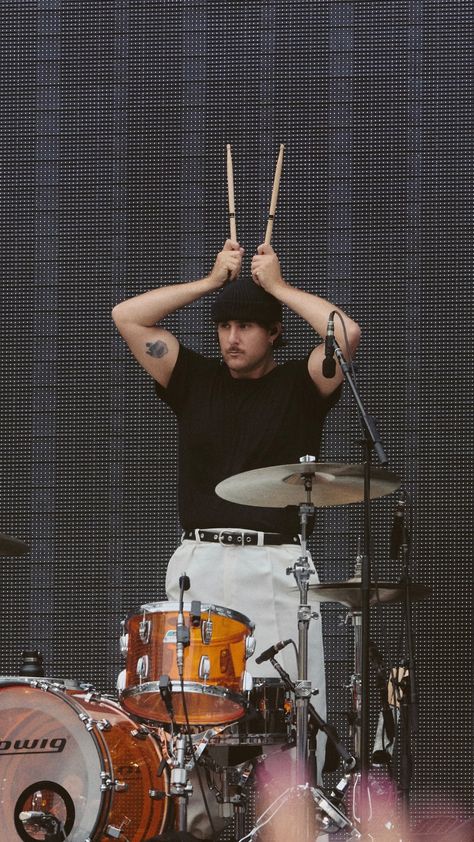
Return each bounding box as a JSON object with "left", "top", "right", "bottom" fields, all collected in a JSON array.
[{"left": 0, "top": 0, "right": 471, "bottom": 829}]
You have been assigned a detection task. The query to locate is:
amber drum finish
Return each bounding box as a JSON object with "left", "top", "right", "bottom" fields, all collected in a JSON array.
[
  {"left": 119, "top": 601, "right": 255, "bottom": 726},
  {"left": 0, "top": 679, "right": 170, "bottom": 841}
]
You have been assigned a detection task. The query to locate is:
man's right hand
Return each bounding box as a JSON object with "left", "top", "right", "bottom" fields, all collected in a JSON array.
[{"left": 209, "top": 240, "right": 244, "bottom": 287}]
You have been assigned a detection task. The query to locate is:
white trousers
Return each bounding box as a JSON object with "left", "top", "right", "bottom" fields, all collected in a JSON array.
[{"left": 166, "top": 532, "right": 327, "bottom": 766}]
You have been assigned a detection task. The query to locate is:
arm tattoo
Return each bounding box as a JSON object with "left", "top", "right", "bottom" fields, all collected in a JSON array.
[{"left": 146, "top": 340, "right": 169, "bottom": 359}]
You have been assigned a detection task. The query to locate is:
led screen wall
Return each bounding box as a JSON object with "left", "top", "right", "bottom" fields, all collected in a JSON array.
[{"left": 0, "top": 0, "right": 471, "bottom": 830}]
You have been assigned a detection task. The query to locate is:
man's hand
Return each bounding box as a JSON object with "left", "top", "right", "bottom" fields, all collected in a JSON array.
[
  {"left": 251, "top": 243, "right": 286, "bottom": 293},
  {"left": 209, "top": 239, "right": 244, "bottom": 288}
]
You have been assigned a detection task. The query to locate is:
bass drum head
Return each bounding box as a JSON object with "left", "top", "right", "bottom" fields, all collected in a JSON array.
[{"left": 0, "top": 680, "right": 169, "bottom": 841}]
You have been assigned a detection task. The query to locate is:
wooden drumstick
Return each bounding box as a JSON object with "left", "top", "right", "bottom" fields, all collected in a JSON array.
[
  {"left": 226, "top": 143, "right": 237, "bottom": 242},
  {"left": 264, "top": 143, "right": 285, "bottom": 245}
]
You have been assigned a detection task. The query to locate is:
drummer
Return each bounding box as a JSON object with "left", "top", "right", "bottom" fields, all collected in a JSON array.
[{"left": 112, "top": 238, "right": 360, "bottom": 774}]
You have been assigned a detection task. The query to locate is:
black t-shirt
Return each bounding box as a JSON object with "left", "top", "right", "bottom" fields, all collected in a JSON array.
[{"left": 155, "top": 344, "right": 341, "bottom": 533}]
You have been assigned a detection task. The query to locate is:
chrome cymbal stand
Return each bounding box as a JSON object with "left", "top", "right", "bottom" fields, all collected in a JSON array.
[{"left": 286, "top": 455, "right": 319, "bottom": 785}]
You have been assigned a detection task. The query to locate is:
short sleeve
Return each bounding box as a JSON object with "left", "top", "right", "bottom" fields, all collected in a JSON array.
[{"left": 154, "top": 344, "right": 213, "bottom": 416}]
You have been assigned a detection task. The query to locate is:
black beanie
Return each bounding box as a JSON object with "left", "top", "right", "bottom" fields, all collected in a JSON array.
[{"left": 211, "top": 277, "right": 282, "bottom": 323}]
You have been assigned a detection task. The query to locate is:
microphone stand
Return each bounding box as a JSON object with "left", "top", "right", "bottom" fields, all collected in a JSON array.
[
  {"left": 333, "top": 340, "right": 389, "bottom": 836},
  {"left": 397, "top": 511, "right": 418, "bottom": 827},
  {"left": 171, "top": 573, "right": 191, "bottom": 833}
]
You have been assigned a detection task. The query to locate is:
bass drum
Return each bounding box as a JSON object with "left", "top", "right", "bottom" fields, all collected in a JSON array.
[{"left": 0, "top": 678, "right": 171, "bottom": 841}]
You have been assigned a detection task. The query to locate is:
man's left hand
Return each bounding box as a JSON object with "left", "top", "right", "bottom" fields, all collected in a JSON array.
[{"left": 251, "top": 243, "right": 286, "bottom": 293}]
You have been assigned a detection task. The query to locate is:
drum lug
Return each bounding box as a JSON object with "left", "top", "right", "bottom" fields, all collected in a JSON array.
[
  {"left": 116, "top": 669, "right": 127, "bottom": 690},
  {"left": 245, "top": 634, "right": 256, "bottom": 658},
  {"left": 84, "top": 690, "right": 101, "bottom": 704},
  {"left": 241, "top": 670, "right": 254, "bottom": 693},
  {"left": 136, "top": 655, "right": 149, "bottom": 679},
  {"left": 100, "top": 772, "right": 112, "bottom": 790},
  {"left": 139, "top": 619, "right": 151, "bottom": 644},
  {"left": 113, "top": 779, "right": 128, "bottom": 792},
  {"left": 100, "top": 773, "right": 128, "bottom": 793},
  {"left": 131, "top": 727, "right": 149, "bottom": 740},
  {"left": 120, "top": 633, "right": 129, "bottom": 656},
  {"left": 149, "top": 788, "right": 167, "bottom": 800},
  {"left": 198, "top": 655, "right": 211, "bottom": 680},
  {"left": 97, "top": 718, "right": 112, "bottom": 732},
  {"left": 79, "top": 713, "right": 95, "bottom": 731},
  {"left": 105, "top": 823, "right": 127, "bottom": 837},
  {"left": 201, "top": 618, "right": 213, "bottom": 644}
]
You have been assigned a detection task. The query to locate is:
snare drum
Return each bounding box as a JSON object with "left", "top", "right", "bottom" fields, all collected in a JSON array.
[
  {"left": 119, "top": 601, "right": 255, "bottom": 725},
  {"left": 0, "top": 678, "right": 170, "bottom": 841},
  {"left": 209, "top": 677, "right": 293, "bottom": 749}
]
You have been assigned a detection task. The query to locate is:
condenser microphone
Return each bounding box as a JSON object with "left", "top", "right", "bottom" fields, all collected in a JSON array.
[
  {"left": 255, "top": 638, "right": 292, "bottom": 665},
  {"left": 176, "top": 573, "right": 190, "bottom": 675},
  {"left": 389, "top": 496, "right": 406, "bottom": 560},
  {"left": 322, "top": 311, "right": 336, "bottom": 378}
]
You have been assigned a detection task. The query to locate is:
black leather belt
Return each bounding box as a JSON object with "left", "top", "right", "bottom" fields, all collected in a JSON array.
[{"left": 183, "top": 529, "right": 300, "bottom": 546}]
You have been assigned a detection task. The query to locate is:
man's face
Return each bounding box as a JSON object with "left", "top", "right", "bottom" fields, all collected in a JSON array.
[{"left": 217, "top": 320, "right": 278, "bottom": 379}]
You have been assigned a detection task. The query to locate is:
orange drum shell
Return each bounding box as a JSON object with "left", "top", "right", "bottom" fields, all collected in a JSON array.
[
  {"left": 74, "top": 692, "right": 170, "bottom": 841},
  {"left": 121, "top": 603, "right": 254, "bottom": 725}
]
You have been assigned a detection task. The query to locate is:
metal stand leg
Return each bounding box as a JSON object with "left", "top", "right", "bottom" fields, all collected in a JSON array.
[{"left": 170, "top": 733, "right": 190, "bottom": 832}]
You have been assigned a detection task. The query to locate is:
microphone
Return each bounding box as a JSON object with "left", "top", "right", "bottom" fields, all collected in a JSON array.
[
  {"left": 179, "top": 574, "right": 191, "bottom": 592},
  {"left": 389, "top": 496, "right": 406, "bottom": 560},
  {"left": 176, "top": 573, "right": 190, "bottom": 675},
  {"left": 322, "top": 311, "right": 336, "bottom": 378},
  {"left": 255, "top": 638, "right": 292, "bottom": 665},
  {"left": 159, "top": 674, "right": 175, "bottom": 721}
]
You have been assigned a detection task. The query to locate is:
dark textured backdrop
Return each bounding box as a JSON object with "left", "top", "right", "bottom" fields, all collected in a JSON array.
[{"left": 0, "top": 0, "right": 471, "bottom": 829}]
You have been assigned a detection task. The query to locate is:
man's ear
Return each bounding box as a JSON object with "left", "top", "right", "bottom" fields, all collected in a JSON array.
[{"left": 269, "top": 322, "right": 282, "bottom": 337}]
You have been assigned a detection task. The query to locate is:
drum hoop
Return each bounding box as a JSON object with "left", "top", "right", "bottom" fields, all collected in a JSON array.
[
  {"left": 209, "top": 731, "right": 288, "bottom": 746},
  {"left": 252, "top": 677, "right": 287, "bottom": 688},
  {"left": 129, "top": 601, "right": 254, "bottom": 630},
  {"left": 0, "top": 676, "right": 84, "bottom": 690},
  {"left": 122, "top": 680, "right": 244, "bottom": 701}
]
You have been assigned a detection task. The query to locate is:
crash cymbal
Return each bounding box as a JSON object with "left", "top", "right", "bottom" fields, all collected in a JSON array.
[
  {"left": 215, "top": 462, "right": 401, "bottom": 508},
  {"left": 292, "top": 580, "right": 431, "bottom": 610},
  {"left": 0, "top": 532, "right": 29, "bottom": 557}
]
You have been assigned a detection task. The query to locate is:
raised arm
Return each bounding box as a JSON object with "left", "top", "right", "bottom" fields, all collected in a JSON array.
[
  {"left": 112, "top": 240, "right": 244, "bottom": 386},
  {"left": 251, "top": 243, "right": 361, "bottom": 397}
]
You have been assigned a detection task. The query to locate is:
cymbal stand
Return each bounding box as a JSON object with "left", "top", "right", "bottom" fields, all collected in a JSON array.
[
  {"left": 397, "top": 506, "right": 417, "bottom": 828},
  {"left": 286, "top": 461, "right": 318, "bottom": 785}
]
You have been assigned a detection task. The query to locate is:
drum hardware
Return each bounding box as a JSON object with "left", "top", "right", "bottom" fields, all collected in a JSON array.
[
  {"left": 201, "top": 614, "right": 213, "bottom": 644},
  {"left": 268, "top": 656, "right": 356, "bottom": 774},
  {"left": 198, "top": 655, "right": 211, "bottom": 680},
  {"left": 188, "top": 725, "right": 230, "bottom": 762},
  {"left": 139, "top": 618, "right": 152, "bottom": 644},
  {"left": 198, "top": 746, "right": 260, "bottom": 841},
  {"left": 19, "top": 649, "right": 45, "bottom": 677},
  {"left": 215, "top": 457, "right": 356, "bottom": 838},
  {"left": 19, "top": 809, "right": 66, "bottom": 840}
]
